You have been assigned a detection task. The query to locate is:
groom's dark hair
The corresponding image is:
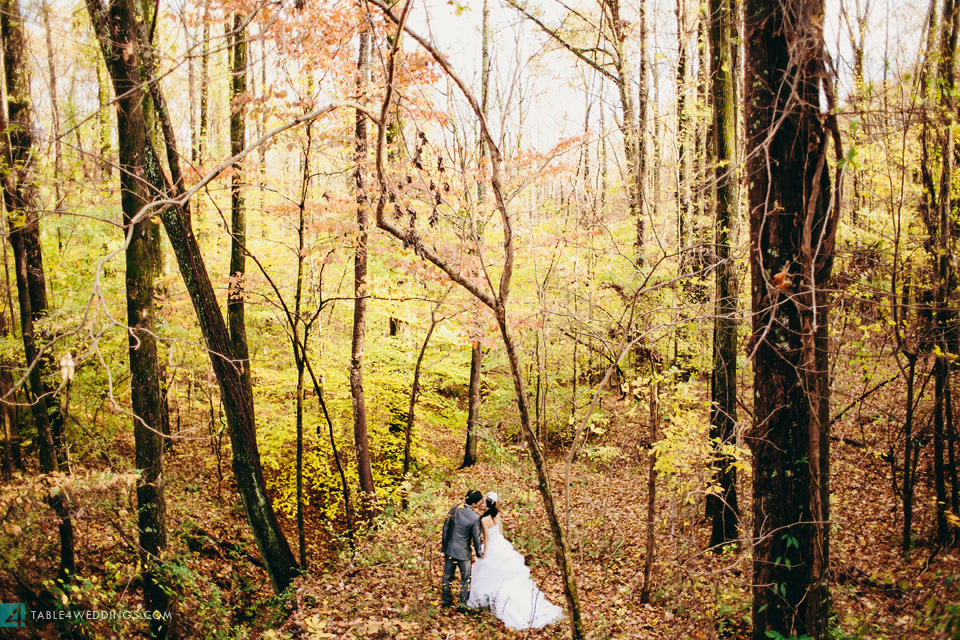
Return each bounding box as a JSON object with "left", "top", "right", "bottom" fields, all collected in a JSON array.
[{"left": 465, "top": 490, "right": 483, "bottom": 505}]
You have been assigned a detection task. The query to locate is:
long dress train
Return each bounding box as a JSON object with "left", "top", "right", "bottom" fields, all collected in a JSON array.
[{"left": 465, "top": 522, "right": 563, "bottom": 630}]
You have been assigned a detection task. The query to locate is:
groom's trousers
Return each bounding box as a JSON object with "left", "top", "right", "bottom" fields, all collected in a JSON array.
[{"left": 441, "top": 555, "right": 472, "bottom": 607}]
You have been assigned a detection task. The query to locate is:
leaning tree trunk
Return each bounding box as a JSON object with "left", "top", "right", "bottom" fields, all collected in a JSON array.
[
  {"left": 86, "top": 0, "right": 298, "bottom": 594},
  {"left": 0, "top": 0, "right": 76, "bottom": 580},
  {"left": 706, "top": 0, "right": 740, "bottom": 548},
  {"left": 745, "top": 0, "right": 836, "bottom": 637},
  {"left": 406, "top": 306, "right": 440, "bottom": 479}
]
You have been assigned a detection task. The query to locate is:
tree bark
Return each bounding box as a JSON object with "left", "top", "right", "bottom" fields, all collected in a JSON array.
[
  {"left": 228, "top": 13, "right": 253, "bottom": 422},
  {"left": 676, "top": 0, "right": 690, "bottom": 258},
  {"left": 0, "top": 306, "right": 20, "bottom": 474},
  {"left": 351, "top": 28, "right": 377, "bottom": 517},
  {"left": 0, "top": 365, "right": 18, "bottom": 475},
  {"left": 706, "top": 0, "right": 739, "bottom": 549},
  {"left": 41, "top": 2, "right": 61, "bottom": 207},
  {"left": 462, "top": 341, "right": 481, "bottom": 468},
  {"left": 463, "top": 0, "right": 490, "bottom": 470},
  {"left": 902, "top": 354, "right": 918, "bottom": 554},
  {"left": 947, "top": 367, "right": 959, "bottom": 517},
  {"left": 97, "top": 57, "right": 112, "bottom": 177},
  {"left": 745, "top": 0, "right": 836, "bottom": 636},
  {"left": 932, "top": 0, "right": 959, "bottom": 542},
  {"left": 197, "top": 1, "right": 210, "bottom": 166},
  {"left": 87, "top": 0, "right": 177, "bottom": 632},
  {"left": 640, "top": 369, "right": 658, "bottom": 603}
]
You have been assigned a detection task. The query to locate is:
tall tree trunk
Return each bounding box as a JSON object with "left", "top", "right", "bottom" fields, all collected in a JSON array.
[
  {"left": 228, "top": 13, "right": 253, "bottom": 420},
  {"left": 91, "top": 0, "right": 177, "bottom": 632},
  {"left": 947, "top": 370, "right": 960, "bottom": 516},
  {"left": 351, "top": 28, "right": 377, "bottom": 517},
  {"left": 463, "top": 0, "right": 490, "bottom": 470},
  {"left": 638, "top": 0, "right": 648, "bottom": 242},
  {"left": 97, "top": 58, "right": 112, "bottom": 177},
  {"left": 86, "top": 0, "right": 299, "bottom": 594},
  {"left": 0, "top": 306, "right": 20, "bottom": 474},
  {"left": 902, "top": 353, "right": 918, "bottom": 554},
  {"left": 0, "top": 202, "right": 18, "bottom": 475},
  {"left": 932, "top": 0, "right": 959, "bottom": 543},
  {"left": 676, "top": 0, "right": 690, "bottom": 258},
  {"left": 706, "top": 0, "right": 739, "bottom": 548},
  {"left": 0, "top": 364, "right": 18, "bottom": 476},
  {"left": 640, "top": 368, "right": 658, "bottom": 602},
  {"left": 696, "top": 11, "right": 709, "bottom": 235},
  {"left": 183, "top": 7, "right": 196, "bottom": 166},
  {"left": 258, "top": 37, "right": 267, "bottom": 220},
  {"left": 611, "top": 40, "right": 642, "bottom": 261},
  {"left": 293, "top": 116, "right": 313, "bottom": 570},
  {"left": 0, "top": 0, "right": 76, "bottom": 579},
  {"left": 462, "top": 342, "right": 481, "bottom": 468},
  {"left": 745, "top": 0, "right": 835, "bottom": 636},
  {"left": 41, "top": 1, "right": 61, "bottom": 207},
  {"left": 197, "top": 1, "right": 210, "bottom": 166}
]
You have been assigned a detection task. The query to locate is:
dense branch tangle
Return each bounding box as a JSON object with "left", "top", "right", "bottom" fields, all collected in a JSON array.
[{"left": 505, "top": 0, "right": 647, "bottom": 260}]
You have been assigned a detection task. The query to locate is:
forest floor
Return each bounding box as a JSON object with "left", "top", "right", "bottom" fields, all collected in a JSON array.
[
  {"left": 261, "top": 393, "right": 960, "bottom": 640},
  {"left": 2, "top": 390, "right": 960, "bottom": 639}
]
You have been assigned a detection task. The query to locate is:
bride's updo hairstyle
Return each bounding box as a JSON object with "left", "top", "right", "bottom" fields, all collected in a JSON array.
[{"left": 481, "top": 491, "right": 499, "bottom": 521}]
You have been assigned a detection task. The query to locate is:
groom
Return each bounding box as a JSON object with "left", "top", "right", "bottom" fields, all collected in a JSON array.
[{"left": 441, "top": 489, "right": 484, "bottom": 611}]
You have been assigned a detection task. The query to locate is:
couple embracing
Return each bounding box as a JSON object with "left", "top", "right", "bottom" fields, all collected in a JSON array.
[{"left": 441, "top": 490, "right": 563, "bottom": 630}]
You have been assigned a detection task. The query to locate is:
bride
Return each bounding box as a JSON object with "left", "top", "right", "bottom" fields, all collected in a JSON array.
[{"left": 466, "top": 492, "right": 564, "bottom": 629}]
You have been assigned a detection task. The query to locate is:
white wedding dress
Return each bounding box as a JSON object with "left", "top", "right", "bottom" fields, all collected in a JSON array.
[{"left": 466, "top": 521, "right": 564, "bottom": 629}]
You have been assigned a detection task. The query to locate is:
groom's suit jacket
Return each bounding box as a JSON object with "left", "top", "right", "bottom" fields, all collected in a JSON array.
[{"left": 442, "top": 504, "right": 482, "bottom": 561}]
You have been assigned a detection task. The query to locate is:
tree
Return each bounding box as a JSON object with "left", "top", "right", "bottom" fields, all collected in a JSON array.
[
  {"left": 462, "top": 0, "right": 491, "bottom": 470},
  {"left": 228, "top": 12, "right": 254, "bottom": 421},
  {"left": 676, "top": 0, "right": 691, "bottom": 258},
  {"left": 744, "top": 0, "right": 839, "bottom": 636},
  {"left": 40, "top": 1, "right": 62, "bottom": 208},
  {"left": 197, "top": 0, "right": 211, "bottom": 166},
  {"left": 917, "top": 0, "right": 960, "bottom": 543},
  {"left": 351, "top": 23, "right": 378, "bottom": 517},
  {"left": 706, "top": 0, "right": 740, "bottom": 548},
  {"left": 97, "top": 0, "right": 178, "bottom": 632}
]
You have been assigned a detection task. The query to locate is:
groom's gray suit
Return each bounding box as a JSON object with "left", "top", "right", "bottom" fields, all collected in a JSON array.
[{"left": 441, "top": 501, "right": 483, "bottom": 608}]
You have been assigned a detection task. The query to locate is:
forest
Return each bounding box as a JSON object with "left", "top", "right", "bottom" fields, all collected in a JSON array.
[{"left": 0, "top": 0, "right": 959, "bottom": 637}]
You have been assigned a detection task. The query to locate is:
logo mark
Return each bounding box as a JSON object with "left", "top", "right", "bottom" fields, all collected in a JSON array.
[{"left": 0, "top": 603, "right": 25, "bottom": 628}]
